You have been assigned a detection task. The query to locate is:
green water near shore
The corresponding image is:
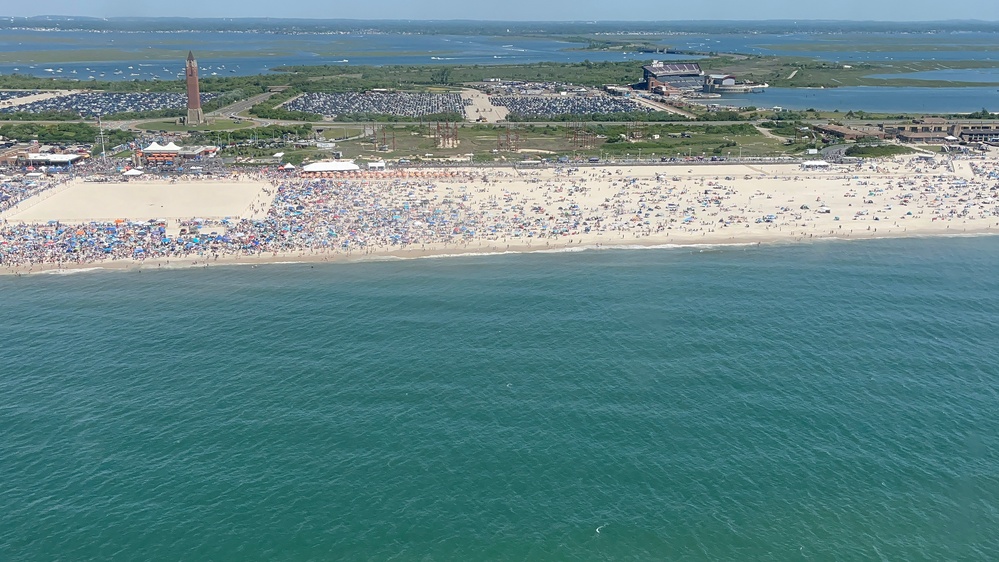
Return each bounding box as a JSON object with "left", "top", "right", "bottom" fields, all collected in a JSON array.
[{"left": 2, "top": 238, "right": 998, "bottom": 560}]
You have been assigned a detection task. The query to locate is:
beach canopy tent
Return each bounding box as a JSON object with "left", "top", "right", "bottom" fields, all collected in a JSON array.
[
  {"left": 367, "top": 160, "right": 386, "bottom": 170},
  {"left": 801, "top": 160, "right": 831, "bottom": 169},
  {"left": 122, "top": 168, "right": 144, "bottom": 176},
  {"left": 143, "top": 142, "right": 181, "bottom": 153},
  {"left": 302, "top": 161, "right": 360, "bottom": 173},
  {"left": 281, "top": 163, "right": 296, "bottom": 170}
]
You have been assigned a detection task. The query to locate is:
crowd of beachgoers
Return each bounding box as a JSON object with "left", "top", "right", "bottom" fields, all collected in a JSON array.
[
  {"left": 285, "top": 92, "right": 469, "bottom": 119},
  {"left": 489, "top": 95, "right": 647, "bottom": 117},
  {"left": 2, "top": 154, "right": 999, "bottom": 272},
  {"left": 0, "top": 157, "right": 135, "bottom": 213},
  {"left": 0, "top": 92, "right": 217, "bottom": 116},
  {"left": 0, "top": 177, "right": 57, "bottom": 213}
]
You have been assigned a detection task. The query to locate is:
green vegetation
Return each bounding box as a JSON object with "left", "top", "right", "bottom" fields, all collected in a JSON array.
[
  {"left": 555, "top": 36, "right": 671, "bottom": 53},
  {"left": 765, "top": 59, "right": 999, "bottom": 88},
  {"left": 137, "top": 119, "right": 256, "bottom": 133},
  {"left": 282, "top": 121, "right": 785, "bottom": 163},
  {"left": 274, "top": 60, "right": 646, "bottom": 88},
  {"left": 759, "top": 120, "right": 805, "bottom": 136},
  {"left": 965, "top": 108, "right": 998, "bottom": 120},
  {"left": 248, "top": 90, "right": 322, "bottom": 122},
  {"left": 594, "top": 122, "right": 764, "bottom": 156},
  {"left": 844, "top": 144, "right": 915, "bottom": 158},
  {"left": 0, "top": 110, "right": 82, "bottom": 121},
  {"left": 506, "top": 111, "right": 688, "bottom": 123},
  {"left": 0, "top": 122, "right": 132, "bottom": 145},
  {"left": 188, "top": 124, "right": 313, "bottom": 145},
  {"left": 3, "top": 55, "right": 998, "bottom": 108},
  {"left": 102, "top": 108, "right": 187, "bottom": 121}
]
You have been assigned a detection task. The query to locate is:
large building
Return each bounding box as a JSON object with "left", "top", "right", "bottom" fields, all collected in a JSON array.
[
  {"left": 185, "top": 51, "right": 206, "bottom": 125},
  {"left": 137, "top": 142, "right": 217, "bottom": 165},
  {"left": 703, "top": 74, "right": 768, "bottom": 94},
  {"left": 813, "top": 124, "right": 886, "bottom": 141},
  {"left": 639, "top": 61, "right": 703, "bottom": 92}
]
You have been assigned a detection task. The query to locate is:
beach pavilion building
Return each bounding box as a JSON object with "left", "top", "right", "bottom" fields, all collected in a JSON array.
[
  {"left": 137, "top": 142, "right": 216, "bottom": 165},
  {"left": 138, "top": 142, "right": 182, "bottom": 165}
]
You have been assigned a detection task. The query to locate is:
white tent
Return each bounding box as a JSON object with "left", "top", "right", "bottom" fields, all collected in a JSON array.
[
  {"left": 144, "top": 142, "right": 165, "bottom": 151},
  {"left": 122, "top": 168, "right": 144, "bottom": 176},
  {"left": 302, "top": 161, "right": 360, "bottom": 173},
  {"left": 162, "top": 142, "right": 181, "bottom": 151},
  {"left": 282, "top": 163, "right": 296, "bottom": 170},
  {"left": 801, "top": 160, "right": 830, "bottom": 168}
]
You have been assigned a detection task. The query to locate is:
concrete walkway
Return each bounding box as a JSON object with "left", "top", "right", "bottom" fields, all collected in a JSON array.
[
  {"left": 631, "top": 96, "right": 695, "bottom": 119},
  {"left": 461, "top": 88, "right": 508, "bottom": 123},
  {"left": 754, "top": 124, "right": 791, "bottom": 142}
]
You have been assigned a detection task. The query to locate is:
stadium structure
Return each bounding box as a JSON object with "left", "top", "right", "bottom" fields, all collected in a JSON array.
[{"left": 637, "top": 61, "right": 704, "bottom": 93}]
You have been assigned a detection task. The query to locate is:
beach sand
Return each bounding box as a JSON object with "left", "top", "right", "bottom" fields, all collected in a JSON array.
[
  {"left": 1, "top": 178, "right": 273, "bottom": 225},
  {"left": 4, "top": 155, "right": 998, "bottom": 275}
]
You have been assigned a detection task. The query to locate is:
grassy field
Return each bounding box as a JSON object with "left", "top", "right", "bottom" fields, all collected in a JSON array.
[
  {"left": 844, "top": 144, "right": 916, "bottom": 158},
  {"left": 138, "top": 119, "right": 257, "bottom": 133},
  {"left": 298, "top": 123, "right": 794, "bottom": 163},
  {"left": 317, "top": 126, "right": 367, "bottom": 140}
]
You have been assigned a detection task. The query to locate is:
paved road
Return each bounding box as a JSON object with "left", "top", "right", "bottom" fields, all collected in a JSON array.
[
  {"left": 631, "top": 96, "right": 696, "bottom": 119},
  {"left": 208, "top": 91, "right": 277, "bottom": 119},
  {"left": 460, "top": 88, "right": 507, "bottom": 123}
]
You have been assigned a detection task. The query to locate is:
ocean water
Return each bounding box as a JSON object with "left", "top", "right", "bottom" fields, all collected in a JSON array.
[{"left": 2, "top": 238, "right": 999, "bottom": 560}]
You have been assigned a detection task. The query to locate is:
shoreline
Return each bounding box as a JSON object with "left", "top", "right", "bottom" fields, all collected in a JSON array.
[
  {"left": 7, "top": 227, "right": 996, "bottom": 277},
  {"left": 5, "top": 156, "right": 999, "bottom": 276}
]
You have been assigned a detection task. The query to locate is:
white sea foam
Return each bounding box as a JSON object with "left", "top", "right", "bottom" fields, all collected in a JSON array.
[{"left": 40, "top": 267, "right": 106, "bottom": 275}]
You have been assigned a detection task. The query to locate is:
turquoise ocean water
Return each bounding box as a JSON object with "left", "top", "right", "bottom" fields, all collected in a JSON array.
[{"left": 2, "top": 238, "right": 998, "bottom": 560}]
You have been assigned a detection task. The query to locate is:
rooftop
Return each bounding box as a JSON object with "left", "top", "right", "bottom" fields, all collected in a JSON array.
[{"left": 643, "top": 62, "right": 703, "bottom": 77}]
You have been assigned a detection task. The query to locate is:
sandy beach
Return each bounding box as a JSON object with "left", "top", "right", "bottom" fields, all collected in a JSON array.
[{"left": 3, "top": 155, "right": 998, "bottom": 275}]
